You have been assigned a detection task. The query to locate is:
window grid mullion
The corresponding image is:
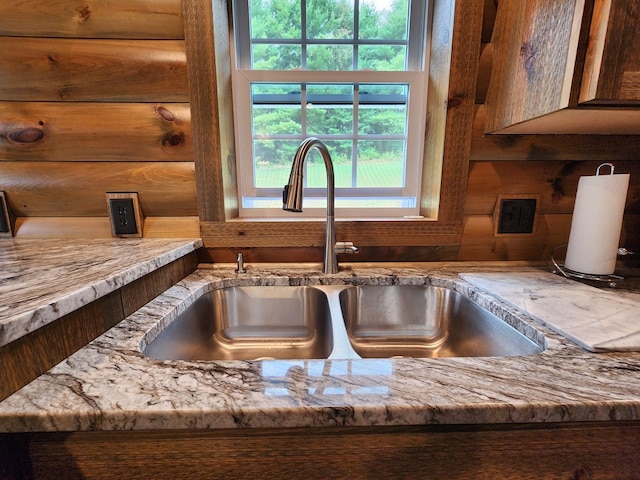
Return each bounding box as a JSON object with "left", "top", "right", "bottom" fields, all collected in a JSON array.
[
  {"left": 301, "top": 1, "right": 308, "bottom": 69},
  {"left": 353, "top": 0, "right": 360, "bottom": 71},
  {"left": 352, "top": 85, "right": 359, "bottom": 188},
  {"left": 301, "top": 84, "right": 309, "bottom": 187}
]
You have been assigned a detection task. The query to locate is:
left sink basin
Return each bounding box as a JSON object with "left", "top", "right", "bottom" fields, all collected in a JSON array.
[{"left": 142, "top": 286, "right": 333, "bottom": 361}]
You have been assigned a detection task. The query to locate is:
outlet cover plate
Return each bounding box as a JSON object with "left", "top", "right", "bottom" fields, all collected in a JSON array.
[
  {"left": 493, "top": 194, "right": 539, "bottom": 237},
  {"left": 106, "top": 192, "right": 144, "bottom": 238}
]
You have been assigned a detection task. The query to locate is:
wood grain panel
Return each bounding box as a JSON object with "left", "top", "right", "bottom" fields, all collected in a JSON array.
[
  {"left": 11, "top": 216, "right": 200, "bottom": 239},
  {"left": 200, "top": 245, "right": 460, "bottom": 264},
  {"left": 21, "top": 423, "right": 640, "bottom": 480},
  {"left": 0, "top": 102, "right": 192, "bottom": 161},
  {"left": 481, "top": 0, "right": 498, "bottom": 42},
  {"left": 0, "top": 0, "right": 184, "bottom": 39},
  {"left": 184, "top": 0, "right": 238, "bottom": 223},
  {"left": 620, "top": 71, "right": 640, "bottom": 100},
  {"left": 476, "top": 43, "right": 492, "bottom": 104},
  {"left": 200, "top": 220, "right": 462, "bottom": 248},
  {"left": 465, "top": 160, "right": 640, "bottom": 215},
  {"left": 459, "top": 214, "right": 572, "bottom": 261},
  {"left": 484, "top": 0, "right": 585, "bottom": 132},
  {"left": 140, "top": 217, "right": 200, "bottom": 239},
  {"left": 13, "top": 217, "right": 113, "bottom": 238},
  {"left": 460, "top": 213, "right": 640, "bottom": 262},
  {"left": 120, "top": 254, "right": 189, "bottom": 316},
  {"left": 472, "top": 106, "right": 640, "bottom": 160},
  {"left": 0, "top": 162, "right": 197, "bottom": 217},
  {"left": 0, "top": 38, "right": 188, "bottom": 102},
  {"left": 580, "top": 0, "right": 640, "bottom": 103},
  {"left": 429, "top": 0, "right": 483, "bottom": 223}
]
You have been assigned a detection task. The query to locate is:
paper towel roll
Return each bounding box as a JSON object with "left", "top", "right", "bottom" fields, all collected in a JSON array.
[{"left": 565, "top": 167, "right": 630, "bottom": 275}]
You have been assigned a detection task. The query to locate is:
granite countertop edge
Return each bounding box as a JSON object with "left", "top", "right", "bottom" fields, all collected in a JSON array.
[
  {"left": 2, "top": 262, "right": 640, "bottom": 433},
  {"left": 0, "top": 238, "right": 203, "bottom": 348}
]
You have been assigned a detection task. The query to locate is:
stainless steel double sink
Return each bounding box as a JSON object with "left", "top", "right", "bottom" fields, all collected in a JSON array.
[{"left": 141, "top": 284, "right": 545, "bottom": 361}]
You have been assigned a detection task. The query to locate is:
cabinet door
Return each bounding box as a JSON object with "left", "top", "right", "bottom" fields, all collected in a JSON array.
[
  {"left": 580, "top": 0, "right": 640, "bottom": 103},
  {"left": 484, "top": 0, "right": 586, "bottom": 132}
]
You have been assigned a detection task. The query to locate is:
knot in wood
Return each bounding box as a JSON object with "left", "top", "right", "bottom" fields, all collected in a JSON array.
[
  {"left": 8, "top": 127, "right": 45, "bottom": 144},
  {"left": 520, "top": 41, "right": 537, "bottom": 80},
  {"left": 77, "top": 5, "right": 92, "bottom": 22},
  {"left": 162, "top": 132, "right": 183, "bottom": 147},
  {"left": 447, "top": 97, "right": 462, "bottom": 110},
  {"left": 156, "top": 106, "right": 176, "bottom": 122}
]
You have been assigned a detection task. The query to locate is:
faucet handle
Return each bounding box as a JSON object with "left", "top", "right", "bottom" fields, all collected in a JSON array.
[
  {"left": 335, "top": 241, "right": 359, "bottom": 254},
  {"left": 235, "top": 252, "right": 247, "bottom": 273}
]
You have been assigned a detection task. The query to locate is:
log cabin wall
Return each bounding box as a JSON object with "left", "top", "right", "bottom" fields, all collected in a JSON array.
[
  {"left": 463, "top": 0, "right": 640, "bottom": 262},
  {"left": 0, "top": 0, "right": 638, "bottom": 261},
  {"left": 0, "top": 0, "right": 199, "bottom": 238}
]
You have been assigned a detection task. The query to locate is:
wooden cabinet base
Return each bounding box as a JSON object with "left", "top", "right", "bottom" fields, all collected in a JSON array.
[{"left": 2, "top": 422, "right": 639, "bottom": 479}]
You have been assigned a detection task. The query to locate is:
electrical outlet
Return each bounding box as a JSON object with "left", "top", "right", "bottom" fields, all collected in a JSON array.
[
  {"left": 106, "top": 193, "right": 143, "bottom": 237},
  {"left": 493, "top": 195, "right": 539, "bottom": 236}
]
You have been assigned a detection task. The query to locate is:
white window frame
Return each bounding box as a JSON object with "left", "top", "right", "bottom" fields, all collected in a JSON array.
[{"left": 231, "top": 0, "right": 431, "bottom": 219}]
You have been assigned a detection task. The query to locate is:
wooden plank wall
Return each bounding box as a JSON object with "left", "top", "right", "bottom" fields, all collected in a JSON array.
[
  {"left": 0, "top": 0, "right": 638, "bottom": 260},
  {"left": 0, "top": 0, "right": 199, "bottom": 238},
  {"left": 462, "top": 0, "right": 640, "bottom": 262}
]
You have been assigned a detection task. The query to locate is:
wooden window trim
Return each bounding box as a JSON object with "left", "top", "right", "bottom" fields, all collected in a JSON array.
[{"left": 183, "top": 0, "right": 482, "bottom": 261}]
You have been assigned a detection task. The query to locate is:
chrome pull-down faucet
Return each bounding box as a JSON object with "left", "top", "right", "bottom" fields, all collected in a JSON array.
[{"left": 283, "top": 137, "right": 358, "bottom": 274}]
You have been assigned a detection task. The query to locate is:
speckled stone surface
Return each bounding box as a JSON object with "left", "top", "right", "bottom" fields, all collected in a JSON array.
[
  {"left": 0, "top": 238, "right": 202, "bottom": 347},
  {"left": 462, "top": 271, "right": 640, "bottom": 352},
  {"left": 2, "top": 262, "right": 640, "bottom": 433}
]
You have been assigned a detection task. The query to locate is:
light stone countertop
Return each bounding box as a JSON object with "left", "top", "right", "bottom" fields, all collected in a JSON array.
[
  {"left": 0, "top": 238, "right": 202, "bottom": 348},
  {"left": 1, "top": 261, "right": 640, "bottom": 433}
]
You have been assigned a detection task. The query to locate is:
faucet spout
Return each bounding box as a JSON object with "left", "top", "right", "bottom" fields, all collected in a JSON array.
[{"left": 283, "top": 137, "right": 348, "bottom": 274}]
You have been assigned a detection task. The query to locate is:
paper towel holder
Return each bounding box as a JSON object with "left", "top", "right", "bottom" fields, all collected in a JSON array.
[
  {"left": 596, "top": 162, "right": 615, "bottom": 175},
  {"left": 552, "top": 161, "right": 633, "bottom": 287},
  {"left": 551, "top": 244, "right": 628, "bottom": 288}
]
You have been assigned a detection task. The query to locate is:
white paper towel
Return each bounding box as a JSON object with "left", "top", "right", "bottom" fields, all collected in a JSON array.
[{"left": 565, "top": 167, "right": 630, "bottom": 275}]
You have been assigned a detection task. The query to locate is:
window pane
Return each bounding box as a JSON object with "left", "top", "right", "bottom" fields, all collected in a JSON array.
[
  {"left": 360, "top": 84, "right": 407, "bottom": 96},
  {"left": 254, "top": 140, "right": 302, "bottom": 188},
  {"left": 252, "top": 84, "right": 302, "bottom": 135},
  {"left": 252, "top": 83, "right": 302, "bottom": 98},
  {"left": 307, "top": 45, "right": 354, "bottom": 70},
  {"left": 252, "top": 44, "right": 302, "bottom": 70},
  {"left": 307, "top": 84, "right": 354, "bottom": 135},
  {"left": 358, "top": 45, "right": 406, "bottom": 71},
  {"left": 358, "top": 105, "right": 406, "bottom": 135},
  {"left": 308, "top": 105, "right": 353, "bottom": 135},
  {"left": 250, "top": 0, "right": 301, "bottom": 39},
  {"left": 329, "top": 140, "right": 354, "bottom": 188},
  {"left": 253, "top": 106, "right": 302, "bottom": 135},
  {"left": 307, "top": 83, "right": 353, "bottom": 100},
  {"left": 357, "top": 140, "right": 405, "bottom": 187},
  {"left": 304, "top": 140, "right": 353, "bottom": 188},
  {"left": 358, "top": 84, "right": 407, "bottom": 135},
  {"left": 359, "top": 0, "right": 409, "bottom": 40},
  {"left": 307, "top": 0, "right": 354, "bottom": 39}
]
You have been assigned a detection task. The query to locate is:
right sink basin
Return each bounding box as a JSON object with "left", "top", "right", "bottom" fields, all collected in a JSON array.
[{"left": 338, "top": 285, "right": 544, "bottom": 358}]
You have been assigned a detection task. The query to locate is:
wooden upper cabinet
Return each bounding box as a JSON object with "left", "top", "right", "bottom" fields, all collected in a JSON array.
[
  {"left": 580, "top": 0, "right": 640, "bottom": 103},
  {"left": 485, "top": 0, "right": 640, "bottom": 134}
]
